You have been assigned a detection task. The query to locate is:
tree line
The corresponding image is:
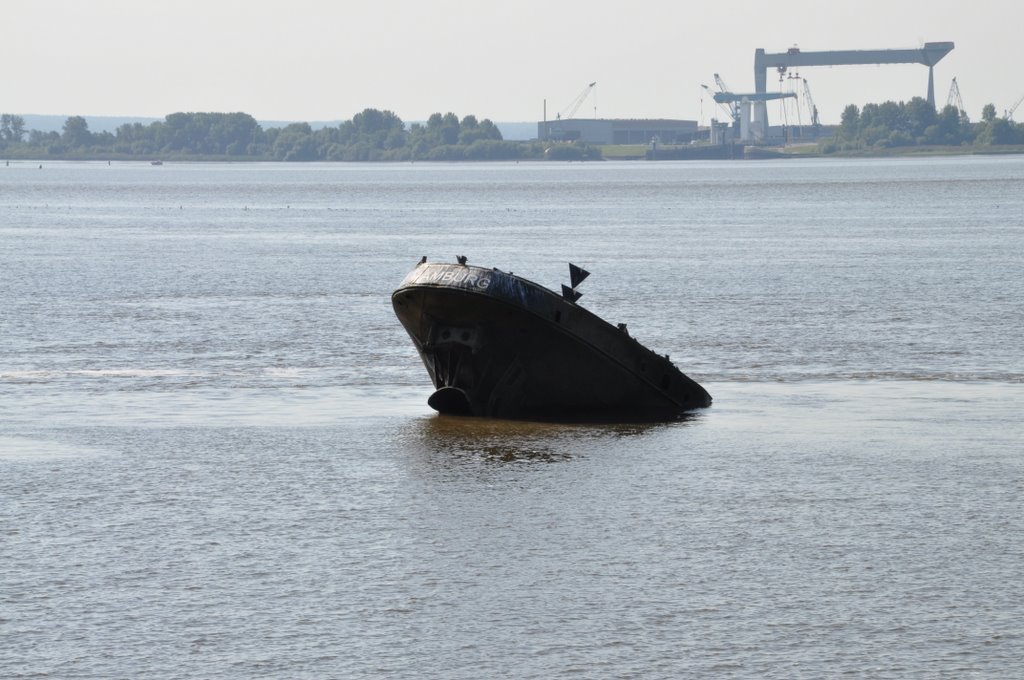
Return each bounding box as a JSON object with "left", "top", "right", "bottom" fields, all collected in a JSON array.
[
  {"left": 15, "top": 100, "right": 1018, "bottom": 161},
  {"left": 0, "top": 109, "right": 595, "bottom": 161},
  {"left": 824, "top": 97, "right": 1024, "bottom": 152}
]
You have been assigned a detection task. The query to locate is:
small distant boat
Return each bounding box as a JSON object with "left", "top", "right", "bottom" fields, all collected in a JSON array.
[
  {"left": 393, "top": 259, "right": 711, "bottom": 421},
  {"left": 150, "top": 160, "right": 163, "bottom": 166}
]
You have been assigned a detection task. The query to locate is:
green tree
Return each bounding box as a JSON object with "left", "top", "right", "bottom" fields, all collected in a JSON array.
[
  {"left": 426, "top": 113, "right": 444, "bottom": 130},
  {"left": 281, "top": 122, "right": 313, "bottom": 136},
  {"left": 981, "top": 104, "right": 997, "bottom": 122},
  {"left": 439, "top": 112, "right": 460, "bottom": 145},
  {"left": 275, "top": 132, "right": 318, "bottom": 161},
  {"left": 384, "top": 128, "right": 406, "bottom": 149},
  {"left": 9, "top": 107, "right": 522, "bottom": 161},
  {"left": 976, "top": 118, "right": 1020, "bottom": 145},
  {"left": 927, "top": 104, "right": 966, "bottom": 144},
  {"left": 272, "top": 123, "right": 316, "bottom": 160},
  {"left": 62, "top": 116, "right": 92, "bottom": 148},
  {"left": 831, "top": 97, "right": 979, "bottom": 149},
  {"left": 478, "top": 119, "right": 502, "bottom": 140},
  {"left": 839, "top": 104, "right": 859, "bottom": 137},
  {"left": 210, "top": 112, "right": 261, "bottom": 155},
  {"left": 1, "top": 113, "right": 26, "bottom": 142},
  {"left": 866, "top": 101, "right": 901, "bottom": 131},
  {"left": 458, "top": 116, "right": 502, "bottom": 144},
  {"left": 161, "top": 112, "right": 194, "bottom": 152},
  {"left": 29, "top": 130, "right": 59, "bottom": 146},
  {"left": 902, "top": 97, "right": 937, "bottom": 139},
  {"left": 351, "top": 108, "right": 403, "bottom": 135}
]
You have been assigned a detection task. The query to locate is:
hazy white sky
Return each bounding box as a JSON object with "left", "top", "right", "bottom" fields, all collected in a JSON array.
[{"left": 5, "top": 0, "right": 1022, "bottom": 125}]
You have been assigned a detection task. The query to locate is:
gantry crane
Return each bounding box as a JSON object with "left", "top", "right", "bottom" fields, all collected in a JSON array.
[{"left": 752, "top": 42, "right": 955, "bottom": 140}]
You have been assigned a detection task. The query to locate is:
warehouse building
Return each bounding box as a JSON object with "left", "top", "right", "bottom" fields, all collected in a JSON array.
[{"left": 538, "top": 118, "right": 699, "bottom": 145}]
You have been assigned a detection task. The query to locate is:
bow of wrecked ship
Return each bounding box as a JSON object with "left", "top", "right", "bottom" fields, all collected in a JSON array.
[{"left": 392, "top": 259, "right": 711, "bottom": 422}]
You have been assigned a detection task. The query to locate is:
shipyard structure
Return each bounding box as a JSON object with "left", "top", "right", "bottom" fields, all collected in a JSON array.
[
  {"left": 743, "top": 41, "right": 955, "bottom": 143},
  {"left": 538, "top": 118, "right": 699, "bottom": 145},
  {"left": 539, "top": 41, "right": 955, "bottom": 147}
]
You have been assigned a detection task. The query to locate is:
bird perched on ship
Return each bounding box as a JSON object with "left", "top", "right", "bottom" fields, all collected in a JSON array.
[
  {"left": 456, "top": 255, "right": 468, "bottom": 265},
  {"left": 419, "top": 256, "right": 427, "bottom": 264}
]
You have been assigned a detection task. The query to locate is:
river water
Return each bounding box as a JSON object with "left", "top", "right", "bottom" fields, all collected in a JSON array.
[{"left": 2, "top": 157, "right": 1022, "bottom": 678}]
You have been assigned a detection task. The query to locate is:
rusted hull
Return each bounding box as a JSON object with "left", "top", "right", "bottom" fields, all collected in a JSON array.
[{"left": 392, "top": 262, "right": 711, "bottom": 421}]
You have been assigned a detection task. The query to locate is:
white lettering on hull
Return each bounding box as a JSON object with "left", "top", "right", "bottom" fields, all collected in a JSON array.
[{"left": 407, "top": 265, "right": 491, "bottom": 291}]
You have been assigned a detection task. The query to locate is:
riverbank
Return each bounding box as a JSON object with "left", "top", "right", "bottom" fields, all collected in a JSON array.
[
  {"left": 818, "top": 143, "right": 1024, "bottom": 158},
  {"left": 602, "top": 142, "right": 1024, "bottom": 161},
  {"left": 7, "top": 143, "right": 1024, "bottom": 163}
]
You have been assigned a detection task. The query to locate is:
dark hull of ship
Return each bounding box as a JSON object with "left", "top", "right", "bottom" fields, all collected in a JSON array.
[{"left": 392, "top": 263, "right": 711, "bottom": 422}]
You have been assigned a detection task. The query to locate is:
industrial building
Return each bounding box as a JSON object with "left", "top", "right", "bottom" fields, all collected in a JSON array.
[
  {"left": 746, "top": 42, "right": 954, "bottom": 142},
  {"left": 539, "top": 40, "right": 956, "bottom": 147},
  {"left": 538, "top": 118, "right": 699, "bottom": 145}
]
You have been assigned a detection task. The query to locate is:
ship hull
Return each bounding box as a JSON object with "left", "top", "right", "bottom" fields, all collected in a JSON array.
[{"left": 392, "top": 263, "right": 711, "bottom": 421}]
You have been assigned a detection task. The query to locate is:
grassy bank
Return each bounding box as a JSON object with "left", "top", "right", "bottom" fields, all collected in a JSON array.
[
  {"left": 2, "top": 150, "right": 272, "bottom": 162},
  {"left": 814, "top": 144, "right": 1024, "bottom": 158}
]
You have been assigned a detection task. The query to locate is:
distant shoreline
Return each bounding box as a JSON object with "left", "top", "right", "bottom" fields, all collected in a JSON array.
[
  {"left": 5, "top": 144, "right": 1024, "bottom": 163},
  {"left": 809, "top": 144, "right": 1024, "bottom": 158}
]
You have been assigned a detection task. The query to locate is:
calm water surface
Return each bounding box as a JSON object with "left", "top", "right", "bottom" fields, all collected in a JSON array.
[{"left": 2, "top": 157, "right": 1023, "bottom": 678}]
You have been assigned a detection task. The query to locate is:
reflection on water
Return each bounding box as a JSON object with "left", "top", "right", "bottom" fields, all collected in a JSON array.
[{"left": 403, "top": 413, "right": 691, "bottom": 464}]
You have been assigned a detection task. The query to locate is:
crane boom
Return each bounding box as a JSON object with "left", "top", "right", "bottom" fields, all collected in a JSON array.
[
  {"left": 947, "top": 77, "right": 965, "bottom": 115},
  {"left": 802, "top": 78, "right": 819, "bottom": 127},
  {"left": 702, "top": 84, "right": 735, "bottom": 120},
  {"left": 1008, "top": 92, "right": 1024, "bottom": 121},
  {"left": 712, "top": 91, "right": 795, "bottom": 104},
  {"left": 558, "top": 82, "right": 597, "bottom": 120},
  {"left": 712, "top": 73, "right": 739, "bottom": 124}
]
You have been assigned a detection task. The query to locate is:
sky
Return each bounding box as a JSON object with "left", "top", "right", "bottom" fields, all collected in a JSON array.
[{"left": 5, "top": 0, "right": 1023, "bottom": 127}]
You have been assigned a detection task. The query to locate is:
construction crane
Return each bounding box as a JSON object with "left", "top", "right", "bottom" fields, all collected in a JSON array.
[
  {"left": 557, "top": 82, "right": 597, "bottom": 120},
  {"left": 1007, "top": 92, "right": 1024, "bottom": 121},
  {"left": 713, "top": 73, "right": 740, "bottom": 125},
  {"left": 713, "top": 73, "right": 731, "bottom": 94},
  {"left": 802, "top": 78, "right": 820, "bottom": 127},
  {"left": 701, "top": 83, "right": 736, "bottom": 123},
  {"left": 947, "top": 77, "right": 965, "bottom": 116}
]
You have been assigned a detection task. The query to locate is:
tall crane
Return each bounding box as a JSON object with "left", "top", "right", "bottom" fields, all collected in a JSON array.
[
  {"left": 557, "top": 82, "right": 597, "bottom": 120},
  {"left": 713, "top": 73, "right": 740, "bottom": 125},
  {"left": 802, "top": 78, "right": 820, "bottom": 127},
  {"left": 947, "top": 77, "right": 965, "bottom": 116},
  {"left": 1007, "top": 92, "right": 1024, "bottom": 121},
  {"left": 701, "top": 83, "right": 736, "bottom": 123}
]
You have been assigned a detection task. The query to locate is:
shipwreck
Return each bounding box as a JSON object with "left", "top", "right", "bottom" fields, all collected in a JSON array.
[{"left": 392, "top": 258, "right": 711, "bottom": 421}]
